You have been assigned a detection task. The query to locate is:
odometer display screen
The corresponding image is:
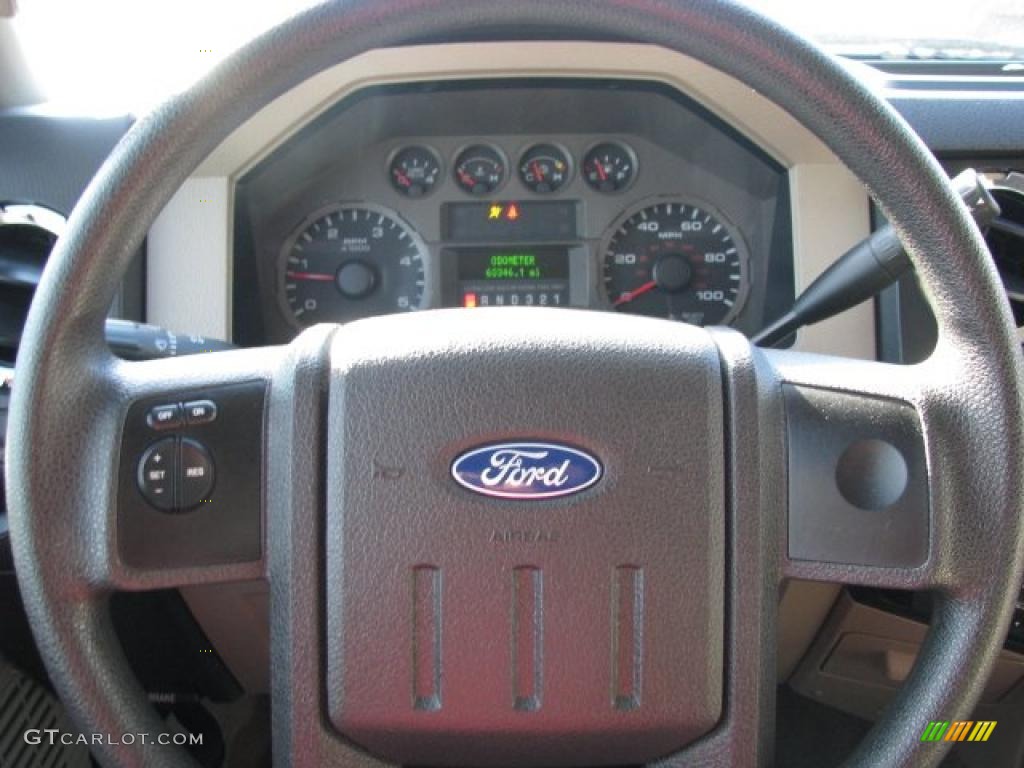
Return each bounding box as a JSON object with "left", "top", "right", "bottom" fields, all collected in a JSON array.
[
  {"left": 457, "top": 249, "right": 569, "bottom": 282},
  {"left": 447, "top": 247, "right": 570, "bottom": 308}
]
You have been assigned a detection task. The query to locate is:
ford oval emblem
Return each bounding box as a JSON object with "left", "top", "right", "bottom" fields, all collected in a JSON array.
[{"left": 451, "top": 441, "right": 603, "bottom": 500}]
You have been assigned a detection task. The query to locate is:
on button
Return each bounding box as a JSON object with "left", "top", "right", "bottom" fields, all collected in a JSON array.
[{"left": 184, "top": 400, "right": 217, "bottom": 425}]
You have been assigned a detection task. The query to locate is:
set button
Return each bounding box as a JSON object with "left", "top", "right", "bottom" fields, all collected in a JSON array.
[
  {"left": 137, "top": 438, "right": 176, "bottom": 511},
  {"left": 137, "top": 437, "right": 215, "bottom": 512}
]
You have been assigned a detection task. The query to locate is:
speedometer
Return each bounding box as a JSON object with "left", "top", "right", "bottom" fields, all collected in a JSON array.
[
  {"left": 601, "top": 200, "right": 749, "bottom": 325},
  {"left": 279, "top": 204, "right": 426, "bottom": 327}
]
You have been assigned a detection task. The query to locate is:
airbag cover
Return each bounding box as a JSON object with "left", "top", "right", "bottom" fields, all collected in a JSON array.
[{"left": 325, "top": 308, "right": 724, "bottom": 767}]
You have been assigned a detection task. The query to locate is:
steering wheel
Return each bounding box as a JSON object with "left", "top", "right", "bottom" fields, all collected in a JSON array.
[{"left": 8, "top": 1, "right": 1024, "bottom": 767}]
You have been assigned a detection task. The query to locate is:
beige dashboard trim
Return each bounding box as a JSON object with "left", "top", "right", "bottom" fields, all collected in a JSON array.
[
  {"left": 150, "top": 42, "right": 875, "bottom": 693},
  {"left": 148, "top": 41, "right": 874, "bottom": 355},
  {"left": 196, "top": 42, "right": 840, "bottom": 176}
]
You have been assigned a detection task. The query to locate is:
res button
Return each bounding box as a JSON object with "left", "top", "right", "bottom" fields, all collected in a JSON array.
[
  {"left": 137, "top": 438, "right": 177, "bottom": 511},
  {"left": 179, "top": 438, "right": 215, "bottom": 509}
]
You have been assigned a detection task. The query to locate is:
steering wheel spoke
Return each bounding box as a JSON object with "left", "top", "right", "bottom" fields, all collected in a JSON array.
[
  {"left": 90, "top": 346, "right": 280, "bottom": 592},
  {"left": 764, "top": 347, "right": 1003, "bottom": 593}
]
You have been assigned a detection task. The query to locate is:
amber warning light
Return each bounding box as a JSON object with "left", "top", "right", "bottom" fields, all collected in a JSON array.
[
  {"left": 444, "top": 200, "right": 579, "bottom": 242},
  {"left": 488, "top": 203, "right": 520, "bottom": 221}
]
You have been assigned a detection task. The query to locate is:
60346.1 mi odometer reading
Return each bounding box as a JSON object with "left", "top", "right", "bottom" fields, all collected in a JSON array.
[
  {"left": 602, "top": 200, "right": 749, "bottom": 325},
  {"left": 279, "top": 204, "right": 425, "bottom": 326}
]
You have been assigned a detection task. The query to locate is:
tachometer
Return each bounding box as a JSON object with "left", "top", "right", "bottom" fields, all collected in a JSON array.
[
  {"left": 602, "top": 200, "right": 749, "bottom": 325},
  {"left": 279, "top": 204, "right": 425, "bottom": 327}
]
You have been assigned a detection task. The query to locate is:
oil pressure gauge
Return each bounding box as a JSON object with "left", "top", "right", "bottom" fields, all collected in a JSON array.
[{"left": 454, "top": 144, "right": 506, "bottom": 195}]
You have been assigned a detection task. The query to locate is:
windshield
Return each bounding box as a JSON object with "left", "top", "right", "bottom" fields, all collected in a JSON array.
[
  {"left": 12, "top": 0, "right": 1024, "bottom": 114},
  {"left": 749, "top": 0, "right": 1024, "bottom": 59}
]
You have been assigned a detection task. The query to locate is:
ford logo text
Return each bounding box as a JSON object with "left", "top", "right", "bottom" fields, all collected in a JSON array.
[{"left": 451, "top": 442, "right": 603, "bottom": 500}]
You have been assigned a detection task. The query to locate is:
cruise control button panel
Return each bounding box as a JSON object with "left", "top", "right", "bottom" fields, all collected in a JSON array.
[{"left": 118, "top": 380, "right": 265, "bottom": 569}]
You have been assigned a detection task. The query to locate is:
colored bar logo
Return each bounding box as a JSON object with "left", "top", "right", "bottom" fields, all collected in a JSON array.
[{"left": 921, "top": 721, "right": 997, "bottom": 743}]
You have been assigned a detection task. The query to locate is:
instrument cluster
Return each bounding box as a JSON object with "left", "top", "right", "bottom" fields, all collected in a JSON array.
[
  {"left": 279, "top": 137, "right": 746, "bottom": 328},
  {"left": 233, "top": 80, "right": 793, "bottom": 346}
]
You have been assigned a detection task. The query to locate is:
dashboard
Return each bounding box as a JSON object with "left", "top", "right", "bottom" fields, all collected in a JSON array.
[
  {"left": 3, "top": 29, "right": 1024, "bottom": 767},
  {"left": 232, "top": 80, "right": 794, "bottom": 346}
]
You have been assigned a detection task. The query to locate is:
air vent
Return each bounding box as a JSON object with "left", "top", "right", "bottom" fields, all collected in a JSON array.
[{"left": 0, "top": 203, "right": 64, "bottom": 363}]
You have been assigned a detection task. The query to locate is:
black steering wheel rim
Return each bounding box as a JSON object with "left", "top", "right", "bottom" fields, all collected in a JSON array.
[{"left": 8, "top": 2, "right": 1024, "bottom": 767}]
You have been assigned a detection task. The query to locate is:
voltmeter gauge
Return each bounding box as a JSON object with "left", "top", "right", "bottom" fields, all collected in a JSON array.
[
  {"left": 454, "top": 144, "right": 506, "bottom": 196},
  {"left": 602, "top": 199, "right": 749, "bottom": 325},
  {"left": 389, "top": 145, "right": 442, "bottom": 198},
  {"left": 518, "top": 143, "right": 572, "bottom": 194},
  {"left": 583, "top": 142, "right": 637, "bottom": 194}
]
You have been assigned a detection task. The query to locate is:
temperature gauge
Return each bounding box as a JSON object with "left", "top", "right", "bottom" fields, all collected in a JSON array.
[
  {"left": 583, "top": 141, "right": 637, "bottom": 194},
  {"left": 388, "top": 145, "right": 442, "bottom": 198},
  {"left": 518, "top": 143, "right": 572, "bottom": 194},
  {"left": 454, "top": 144, "right": 506, "bottom": 195}
]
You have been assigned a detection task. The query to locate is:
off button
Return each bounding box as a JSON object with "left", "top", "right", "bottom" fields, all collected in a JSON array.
[{"left": 180, "top": 438, "right": 215, "bottom": 509}]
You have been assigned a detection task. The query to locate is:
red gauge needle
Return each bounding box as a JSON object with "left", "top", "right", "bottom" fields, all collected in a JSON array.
[
  {"left": 286, "top": 271, "right": 335, "bottom": 282},
  {"left": 458, "top": 170, "right": 476, "bottom": 188},
  {"left": 613, "top": 280, "right": 657, "bottom": 306},
  {"left": 532, "top": 161, "right": 545, "bottom": 181},
  {"left": 593, "top": 160, "right": 608, "bottom": 181},
  {"left": 393, "top": 169, "right": 412, "bottom": 187}
]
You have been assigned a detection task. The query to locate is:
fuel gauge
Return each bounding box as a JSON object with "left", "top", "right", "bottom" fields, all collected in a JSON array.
[{"left": 583, "top": 141, "right": 637, "bottom": 194}]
